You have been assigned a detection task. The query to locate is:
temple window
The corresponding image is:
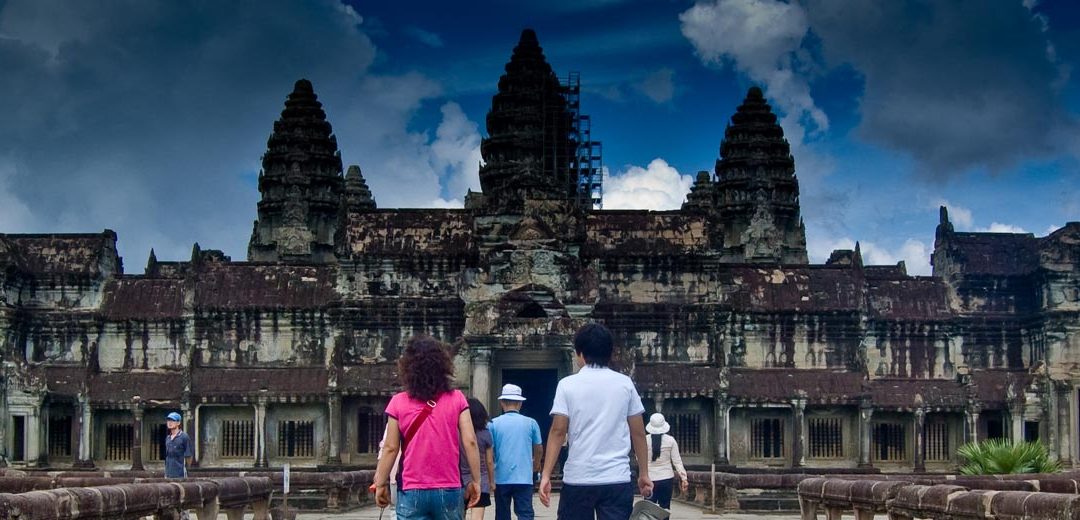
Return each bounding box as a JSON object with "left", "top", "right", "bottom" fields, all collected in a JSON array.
[
  {"left": 357, "top": 407, "right": 386, "bottom": 454},
  {"left": 924, "top": 418, "right": 950, "bottom": 462},
  {"left": 105, "top": 423, "right": 133, "bottom": 461},
  {"left": 667, "top": 412, "right": 702, "bottom": 455},
  {"left": 750, "top": 417, "right": 784, "bottom": 459},
  {"left": 221, "top": 419, "right": 255, "bottom": 458},
  {"left": 148, "top": 423, "right": 167, "bottom": 461},
  {"left": 872, "top": 423, "right": 906, "bottom": 462},
  {"left": 808, "top": 417, "right": 843, "bottom": 459},
  {"left": 1024, "top": 421, "right": 1040, "bottom": 442},
  {"left": 987, "top": 417, "right": 1005, "bottom": 440},
  {"left": 278, "top": 420, "right": 315, "bottom": 458},
  {"left": 47, "top": 415, "right": 72, "bottom": 458}
]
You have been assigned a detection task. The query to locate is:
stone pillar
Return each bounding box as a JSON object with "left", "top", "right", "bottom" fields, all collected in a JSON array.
[
  {"left": 791, "top": 398, "right": 806, "bottom": 468},
  {"left": 714, "top": 397, "right": 730, "bottom": 465},
  {"left": 1009, "top": 401, "right": 1024, "bottom": 442},
  {"left": 76, "top": 398, "right": 93, "bottom": 467},
  {"left": 25, "top": 407, "right": 42, "bottom": 466},
  {"left": 1057, "top": 384, "right": 1073, "bottom": 465},
  {"left": 131, "top": 403, "right": 144, "bottom": 471},
  {"left": 964, "top": 407, "right": 979, "bottom": 445},
  {"left": 327, "top": 392, "right": 342, "bottom": 465},
  {"left": 913, "top": 408, "right": 926, "bottom": 473},
  {"left": 653, "top": 395, "right": 665, "bottom": 413},
  {"left": 858, "top": 402, "right": 873, "bottom": 468},
  {"left": 255, "top": 399, "right": 268, "bottom": 468},
  {"left": 471, "top": 349, "right": 492, "bottom": 409}
]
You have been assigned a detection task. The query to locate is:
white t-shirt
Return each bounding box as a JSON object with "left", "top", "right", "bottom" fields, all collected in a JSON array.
[{"left": 550, "top": 366, "right": 645, "bottom": 485}]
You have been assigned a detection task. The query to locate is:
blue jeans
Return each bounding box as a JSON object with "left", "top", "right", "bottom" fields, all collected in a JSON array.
[
  {"left": 558, "top": 482, "right": 633, "bottom": 520},
  {"left": 397, "top": 487, "right": 464, "bottom": 520},
  {"left": 494, "top": 484, "right": 534, "bottom": 520}
]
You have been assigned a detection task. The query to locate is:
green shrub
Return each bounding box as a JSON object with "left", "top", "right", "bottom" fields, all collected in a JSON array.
[{"left": 957, "top": 438, "right": 1062, "bottom": 475}]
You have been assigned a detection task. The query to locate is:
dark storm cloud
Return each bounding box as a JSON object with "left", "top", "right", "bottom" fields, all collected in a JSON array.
[
  {"left": 802, "top": 0, "right": 1078, "bottom": 176},
  {"left": 0, "top": 1, "right": 481, "bottom": 270}
]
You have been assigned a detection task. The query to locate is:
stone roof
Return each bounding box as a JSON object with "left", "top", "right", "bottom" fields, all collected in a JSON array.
[
  {"left": 867, "top": 378, "right": 968, "bottom": 410},
  {"left": 583, "top": 211, "right": 712, "bottom": 257},
  {"left": 728, "top": 369, "right": 866, "bottom": 404},
  {"left": 193, "top": 264, "right": 336, "bottom": 309},
  {"left": 946, "top": 232, "right": 1039, "bottom": 276},
  {"left": 100, "top": 278, "right": 186, "bottom": 320},
  {"left": 342, "top": 210, "right": 476, "bottom": 258},
  {"left": 89, "top": 372, "right": 184, "bottom": 404},
  {"left": 44, "top": 366, "right": 86, "bottom": 396},
  {"left": 2, "top": 232, "right": 119, "bottom": 277},
  {"left": 715, "top": 267, "right": 861, "bottom": 312},
  {"left": 339, "top": 364, "right": 400, "bottom": 395},
  {"left": 866, "top": 278, "right": 951, "bottom": 320},
  {"left": 633, "top": 363, "right": 723, "bottom": 395},
  {"left": 971, "top": 369, "right": 1034, "bottom": 408},
  {"left": 192, "top": 367, "right": 328, "bottom": 396}
]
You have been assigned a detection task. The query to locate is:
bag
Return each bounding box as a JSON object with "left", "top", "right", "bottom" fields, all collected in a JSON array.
[
  {"left": 630, "top": 500, "right": 670, "bottom": 520},
  {"left": 395, "top": 399, "right": 437, "bottom": 487}
]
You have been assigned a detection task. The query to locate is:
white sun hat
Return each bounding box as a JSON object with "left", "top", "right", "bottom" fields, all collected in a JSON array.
[
  {"left": 498, "top": 383, "right": 527, "bottom": 401},
  {"left": 645, "top": 413, "right": 670, "bottom": 434}
]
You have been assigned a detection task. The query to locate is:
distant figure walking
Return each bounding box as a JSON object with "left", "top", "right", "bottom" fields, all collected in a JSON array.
[
  {"left": 164, "top": 412, "right": 193, "bottom": 479},
  {"left": 643, "top": 413, "right": 688, "bottom": 509},
  {"left": 539, "top": 323, "right": 653, "bottom": 520},
  {"left": 373, "top": 336, "right": 483, "bottom": 520},
  {"left": 490, "top": 384, "right": 543, "bottom": 520},
  {"left": 461, "top": 397, "right": 497, "bottom": 519}
]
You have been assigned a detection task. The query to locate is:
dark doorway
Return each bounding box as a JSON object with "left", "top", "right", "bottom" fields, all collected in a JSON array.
[
  {"left": 500, "top": 369, "right": 559, "bottom": 443},
  {"left": 12, "top": 416, "right": 25, "bottom": 462}
]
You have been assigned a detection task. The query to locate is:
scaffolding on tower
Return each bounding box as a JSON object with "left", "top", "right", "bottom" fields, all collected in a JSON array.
[{"left": 563, "top": 72, "right": 604, "bottom": 209}]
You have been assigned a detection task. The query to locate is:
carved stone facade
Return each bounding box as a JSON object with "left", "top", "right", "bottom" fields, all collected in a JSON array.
[{"left": 1, "top": 30, "right": 1078, "bottom": 472}]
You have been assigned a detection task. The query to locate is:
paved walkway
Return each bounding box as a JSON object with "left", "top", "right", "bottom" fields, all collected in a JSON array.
[{"left": 291, "top": 494, "right": 830, "bottom": 519}]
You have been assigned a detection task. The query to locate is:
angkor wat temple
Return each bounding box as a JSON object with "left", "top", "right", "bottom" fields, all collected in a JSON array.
[{"left": 1, "top": 29, "right": 1078, "bottom": 474}]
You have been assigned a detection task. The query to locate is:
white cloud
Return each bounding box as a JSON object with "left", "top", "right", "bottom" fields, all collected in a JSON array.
[
  {"left": 429, "top": 102, "right": 482, "bottom": 201},
  {"left": 634, "top": 68, "right": 675, "bottom": 104},
  {"left": 403, "top": 26, "right": 444, "bottom": 48},
  {"left": 603, "top": 159, "right": 694, "bottom": 210},
  {"left": 679, "top": 0, "right": 827, "bottom": 134},
  {"left": 806, "top": 232, "right": 932, "bottom": 275},
  {"left": 976, "top": 223, "right": 1028, "bottom": 234},
  {"left": 933, "top": 199, "right": 974, "bottom": 230}
]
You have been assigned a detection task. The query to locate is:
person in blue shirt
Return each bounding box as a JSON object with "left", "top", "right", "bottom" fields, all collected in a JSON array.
[
  {"left": 489, "top": 384, "right": 542, "bottom": 520},
  {"left": 164, "top": 412, "right": 193, "bottom": 479}
]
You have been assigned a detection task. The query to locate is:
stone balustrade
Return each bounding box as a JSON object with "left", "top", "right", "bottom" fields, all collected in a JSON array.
[
  {"left": 798, "top": 478, "right": 1080, "bottom": 520},
  {"left": 0, "top": 476, "right": 272, "bottom": 520}
]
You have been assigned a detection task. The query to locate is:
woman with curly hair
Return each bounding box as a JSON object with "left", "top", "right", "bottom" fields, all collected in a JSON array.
[{"left": 374, "top": 336, "right": 482, "bottom": 520}]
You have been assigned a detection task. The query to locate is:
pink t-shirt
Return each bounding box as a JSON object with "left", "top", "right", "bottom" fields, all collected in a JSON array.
[{"left": 385, "top": 389, "right": 469, "bottom": 490}]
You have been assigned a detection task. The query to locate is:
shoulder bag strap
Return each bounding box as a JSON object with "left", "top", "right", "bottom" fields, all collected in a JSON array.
[{"left": 396, "top": 399, "right": 436, "bottom": 485}]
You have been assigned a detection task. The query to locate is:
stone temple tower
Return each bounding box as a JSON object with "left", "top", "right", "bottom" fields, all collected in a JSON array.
[
  {"left": 710, "top": 86, "right": 808, "bottom": 264},
  {"left": 248, "top": 79, "right": 344, "bottom": 263},
  {"left": 477, "top": 29, "right": 578, "bottom": 212}
]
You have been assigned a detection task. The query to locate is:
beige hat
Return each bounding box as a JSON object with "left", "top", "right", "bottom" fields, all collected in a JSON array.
[{"left": 646, "top": 412, "right": 670, "bottom": 434}]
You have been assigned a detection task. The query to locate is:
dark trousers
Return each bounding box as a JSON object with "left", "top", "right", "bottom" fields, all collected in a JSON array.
[
  {"left": 646, "top": 478, "right": 673, "bottom": 509},
  {"left": 557, "top": 482, "right": 633, "bottom": 520},
  {"left": 494, "top": 484, "right": 534, "bottom": 520}
]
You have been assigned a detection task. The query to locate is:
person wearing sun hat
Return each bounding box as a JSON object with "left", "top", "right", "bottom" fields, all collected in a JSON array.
[
  {"left": 164, "top": 411, "right": 194, "bottom": 479},
  {"left": 643, "top": 412, "right": 688, "bottom": 509},
  {"left": 489, "top": 383, "right": 542, "bottom": 520}
]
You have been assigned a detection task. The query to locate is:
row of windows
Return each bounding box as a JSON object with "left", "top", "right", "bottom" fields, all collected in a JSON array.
[{"left": 750, "top": 417, "right": 957, "bottom": 462}]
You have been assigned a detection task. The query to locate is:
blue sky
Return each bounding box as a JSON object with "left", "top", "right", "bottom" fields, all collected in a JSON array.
[{"left": 0, "top": 0, "right": 1078, "bottom": 274}]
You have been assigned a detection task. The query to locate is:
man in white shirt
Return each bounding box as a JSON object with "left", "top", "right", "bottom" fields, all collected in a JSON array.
[{"left": 539, "top": 323, "right": 652, "bottom": 520}]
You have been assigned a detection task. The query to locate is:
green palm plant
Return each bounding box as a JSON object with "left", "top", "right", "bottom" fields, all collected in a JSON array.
[{"left": 957, "top": 438, "right": 1062, "bottom": 475}]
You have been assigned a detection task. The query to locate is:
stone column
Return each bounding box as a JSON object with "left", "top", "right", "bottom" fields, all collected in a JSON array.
[
  {"left": 25, "top": 407, "right": 41, "bottom": 466},
  {"left": 964, "top": 407, "right": 979, "bottom": 445},
  {"left": 327, "top": 392, "right": 342, "bottom": 465},
  {"left": 714, "top": 397, "right": 730, "bottom": 465},
  {"left": 1009, "top": 401, "right": 1024, "bottom": 442},
  {"left": 131, "top": 403, "right": 144, "bottom": 471},
  {"left": 653, "top": 395, "right": 665, "bottom": 413},
  {"left": 76, "top": 398, "right": 94, "bottom": 467},
  {"left": 1058, "top": 384, "right": 1073, "bottom": 465},
  {"left": 791, "top": 398, "right": 806, "bottom": 468},
  {"left": 913, "top": 408, "right": 926, "bottom": 472},
  {"left": 471, "top": 349, "right": 492, "bottom": 409},
  {"left": 255, "top": 399, "right": 268, "bottom": 468},
  {"left": 858, "top": 401, "right": 873, "bottom": 468}
]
